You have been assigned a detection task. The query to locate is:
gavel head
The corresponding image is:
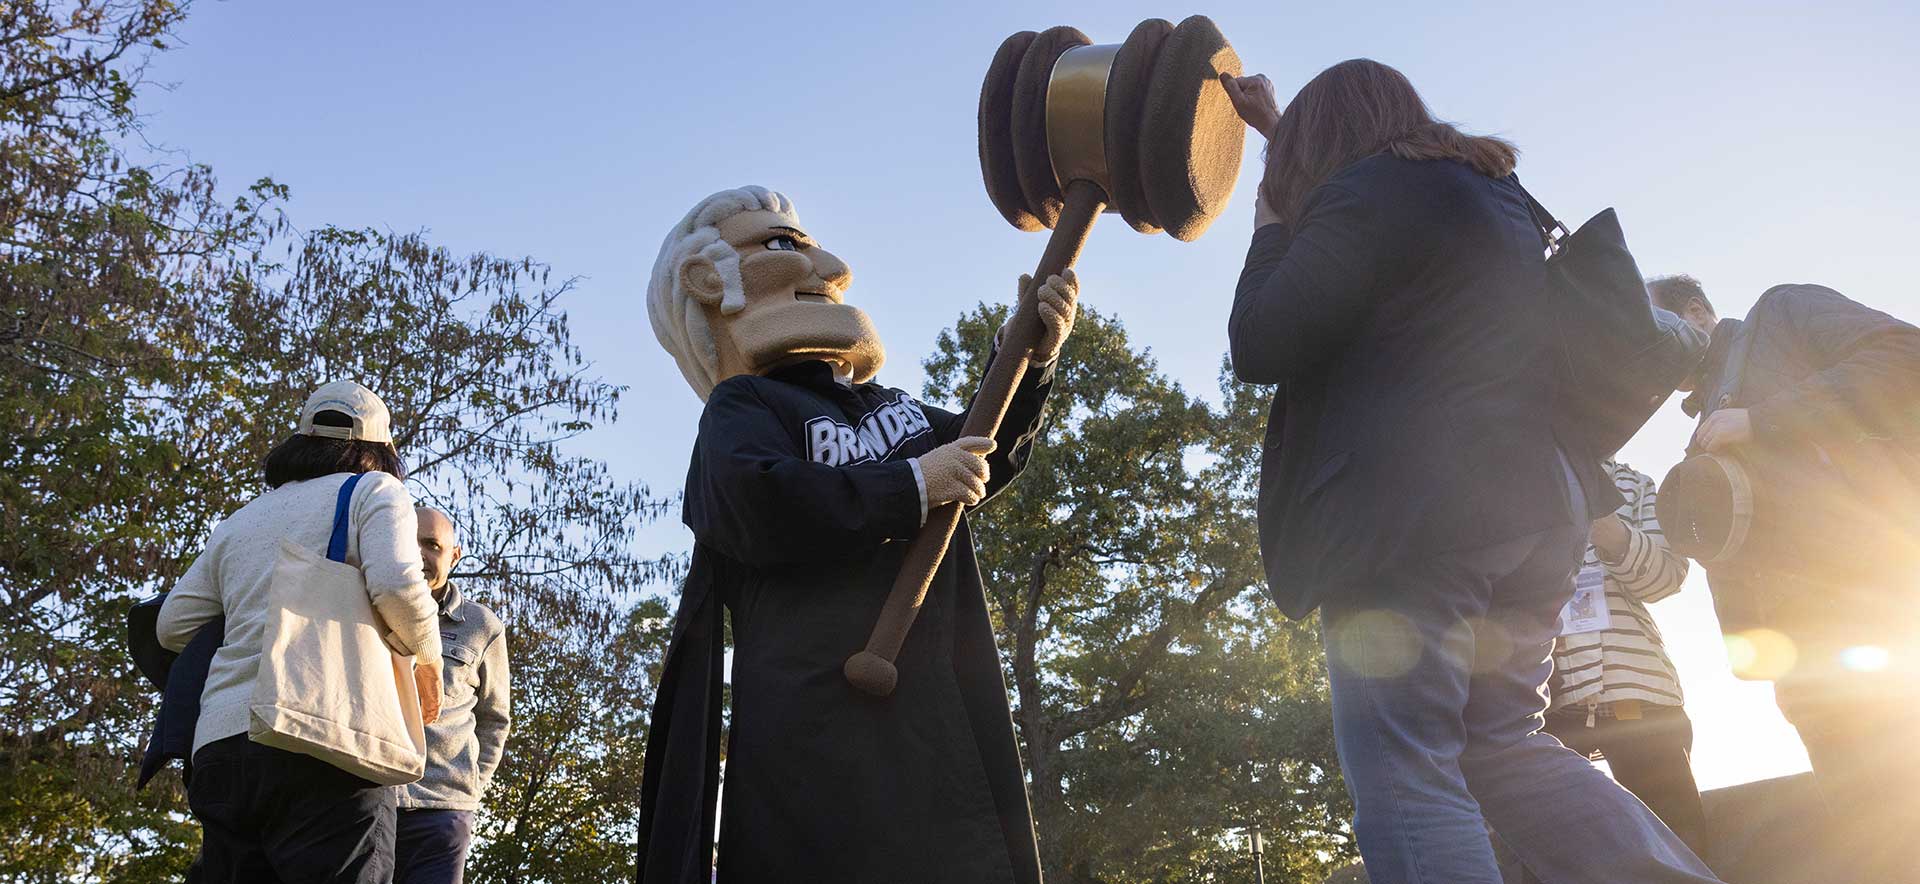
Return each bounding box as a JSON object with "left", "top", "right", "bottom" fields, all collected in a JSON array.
[{"left": 978, "top": 16, "right": 1244, "bottom": 242}]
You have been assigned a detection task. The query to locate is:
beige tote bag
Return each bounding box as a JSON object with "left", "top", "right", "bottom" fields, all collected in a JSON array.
[{"left": 248, "top": 472, "right": 426, "bottom": 785}]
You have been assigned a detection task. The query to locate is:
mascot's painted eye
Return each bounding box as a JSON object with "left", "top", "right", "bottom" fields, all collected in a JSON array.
[{"left": 765, "top": 235, "right": 801, "bottom": 251}]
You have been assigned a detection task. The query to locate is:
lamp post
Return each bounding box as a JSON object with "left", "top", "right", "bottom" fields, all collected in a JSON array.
[{"left": 1250, "top": 824, "right": 1266, "bottom": 884}]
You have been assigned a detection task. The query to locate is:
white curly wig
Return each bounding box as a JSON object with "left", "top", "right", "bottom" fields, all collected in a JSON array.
[{"left": 647, "top": 186, "right": 801, "bottom": 399}]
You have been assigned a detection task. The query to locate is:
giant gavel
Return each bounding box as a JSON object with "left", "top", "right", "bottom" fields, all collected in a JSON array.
[{"left": 843, "top": 16, "right": 1246, "bottom": 696}]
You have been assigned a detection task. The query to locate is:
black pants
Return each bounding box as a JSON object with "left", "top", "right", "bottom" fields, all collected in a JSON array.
[
  {"left": 185, "top": 735, "right": 395, "bottom": 884},
  {"left": 1544, "top": 704, "right": 1710, "bottom": 861},
  {"left": 1492, "top": 704, "right": 1710, "bottom": 883},
  {"left": 395, "top": 809, "right": 474, "bottom": 884}
]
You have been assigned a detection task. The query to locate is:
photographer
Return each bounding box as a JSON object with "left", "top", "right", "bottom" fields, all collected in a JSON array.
[{"left": 1655, "top": 275, "right": 1920, "bottom": 883}]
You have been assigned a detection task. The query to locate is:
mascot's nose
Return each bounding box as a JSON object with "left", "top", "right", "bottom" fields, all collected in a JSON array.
[{"left": 811, "top": 247, "right": 853, "bottom": 296}]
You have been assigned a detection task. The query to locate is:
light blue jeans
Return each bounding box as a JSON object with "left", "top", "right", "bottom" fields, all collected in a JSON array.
[{"left": 1318, "top": 457, "right": 1720, "bottom": 883}]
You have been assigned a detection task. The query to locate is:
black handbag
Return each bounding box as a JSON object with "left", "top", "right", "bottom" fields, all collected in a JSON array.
[{"left": 1517, "top": 181, "right": 1709, "bottom": 458}]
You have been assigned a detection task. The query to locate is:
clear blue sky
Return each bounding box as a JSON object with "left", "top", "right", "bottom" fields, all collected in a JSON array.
[{"left": 142, "top": 0, "right": 1918, "bottom": 788}]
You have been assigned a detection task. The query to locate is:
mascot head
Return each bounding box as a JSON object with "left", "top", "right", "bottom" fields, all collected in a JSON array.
[{"left": 648, "top": 186, "right": 885, "bottom": 400}]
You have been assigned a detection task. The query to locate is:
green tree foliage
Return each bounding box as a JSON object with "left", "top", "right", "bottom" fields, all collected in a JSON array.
[
  {"left": 924, "top": 306, "right": 1357, "bottom": 882},
  {"left": 2, "top": 2, "right": 277, "bottom": 879},
  {"left": 468, "top": 599, "right": 674, "bottom": 884},
  {"left": 1, "top": 3, "right": 672, "bottom": 880},
  {"left": 4, "top": 2, "right": 1358, "bottom": 881}
]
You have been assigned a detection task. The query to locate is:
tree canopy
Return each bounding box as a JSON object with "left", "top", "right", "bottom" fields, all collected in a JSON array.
[
  {"left": 2, "top": 3, "right": 671, "bottom": 880},
  {"left": 925, "top": 305, "right": 1356, "bottom": 882},
  {"left": 3, "top": 4, "right": 1360, "bottom": 881}
]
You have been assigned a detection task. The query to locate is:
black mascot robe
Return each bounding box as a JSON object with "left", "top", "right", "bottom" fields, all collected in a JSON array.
[{"left": 637, "top": 355, "right": 1051, "bottom": 884}]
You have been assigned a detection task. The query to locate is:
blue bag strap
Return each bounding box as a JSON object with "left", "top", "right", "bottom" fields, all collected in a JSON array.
[{"left": 327, "top": 473, "right": 366, "bottom": 563}]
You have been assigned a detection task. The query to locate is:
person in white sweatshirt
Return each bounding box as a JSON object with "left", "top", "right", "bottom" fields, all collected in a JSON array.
[{"left": 157, "top": 380, "right": 443, "bottom": 884}]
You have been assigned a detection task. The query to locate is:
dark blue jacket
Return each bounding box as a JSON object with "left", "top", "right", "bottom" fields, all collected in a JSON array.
[
  {"left": 133, "top": 609, "right": 223, "bottom": 789},
  {"left": 1231, "top": 155, "right": 1582, "bottom": 618}
]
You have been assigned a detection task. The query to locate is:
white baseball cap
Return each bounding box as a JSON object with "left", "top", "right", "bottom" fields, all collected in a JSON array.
[{"left": 297, "top": 379, "right": 393, "bottom": 444}]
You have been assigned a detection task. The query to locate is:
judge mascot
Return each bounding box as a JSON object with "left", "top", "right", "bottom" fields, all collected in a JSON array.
[{"left": 636, "top": 186, "right": 1075, "bottom": 883}]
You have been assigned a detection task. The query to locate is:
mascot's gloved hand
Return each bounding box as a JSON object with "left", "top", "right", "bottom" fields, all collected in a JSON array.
[
  {"left": 998, "top": 271, "right": 1080, "bottom": 366},
  {"left": 920, "top": 436, "right": 997, "bottom": 507}
]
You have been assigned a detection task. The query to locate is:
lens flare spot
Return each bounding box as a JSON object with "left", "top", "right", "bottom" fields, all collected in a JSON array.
[
  {"left": 1839, "top": 644, "right": 1891, "bottom": 672},
  {"left": 1333, "top": 610, "right": 1422, "bottom": 679},
  {"left": 1726, "top": 628, "right": 1797, "bottom": 680},
  {"left": 1442, "top": 616, "right": 1514, "bottom": 674},
  {"left": 1723, "top": 634, "right": 1756, "bottom": 672},
  {"left": 1468, "top": 617, "right": 1515, "bottom": 674},
  {"left": 1438, "top": 619, "right": 1473, "bottom": 672}
]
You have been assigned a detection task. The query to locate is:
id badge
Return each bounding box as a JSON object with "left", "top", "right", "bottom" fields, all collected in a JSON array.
[{"left": 1558, "top": 564, "right": 1610, "bottom": 636}]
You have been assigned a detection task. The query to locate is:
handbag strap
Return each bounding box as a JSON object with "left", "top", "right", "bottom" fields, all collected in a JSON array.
[
  {"left": 1713, "top": 323, "right": 1755, "bottom": 415},
  {"left": 1509, "top": 174, "right": 1573, "bottom": 256},
  {"left": 327, "top": 473, "right": 366, "bottom": 563}
]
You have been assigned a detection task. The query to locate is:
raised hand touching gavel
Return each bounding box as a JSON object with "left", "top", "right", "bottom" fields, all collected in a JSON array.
[
  {"left": 845, "top": 16, "right": 1246, "bottom": 696},
  {"left": 995, "top": 271, "right": 1081, "bottom": 365},
  {"left": 926, "top": 274, "right": 1079, "bottom": 510},
  {"left": 1219, "top": 71, "right": 1279, "bottom": 135},
  {"left": 1219, "top": 72, "right": 1285, "bottom": 229},
  {"left": 1025, "top": 271, "right": 1079, "bottom": 364}
]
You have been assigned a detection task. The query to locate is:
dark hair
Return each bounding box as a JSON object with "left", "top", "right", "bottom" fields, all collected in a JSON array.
[
  {"left": 1261, "top": 58, "right": 1517, "bottom": 227},
  {"left": 262, "top": 410, "right": 406, "bottom": 488},
  {"left": 1648, "top": 274, "right": 1713, "bottom": 316}
]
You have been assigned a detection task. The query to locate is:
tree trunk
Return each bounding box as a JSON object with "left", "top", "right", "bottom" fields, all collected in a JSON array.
[
  {"left": 1026, "top": 728, "right": 1072, "bottom": 878},
  {"left": 1013, "top": 553, "right": 1074, "bottom": 879}
]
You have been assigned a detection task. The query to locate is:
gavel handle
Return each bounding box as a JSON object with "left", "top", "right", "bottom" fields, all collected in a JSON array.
[{"left": 845, "top": 180, "right": 1109, "bottom": 696}]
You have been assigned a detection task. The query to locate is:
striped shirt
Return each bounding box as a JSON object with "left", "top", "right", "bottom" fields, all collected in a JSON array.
[{"left": 1549, "top": 460, "right": 1689, "bottom": 712}]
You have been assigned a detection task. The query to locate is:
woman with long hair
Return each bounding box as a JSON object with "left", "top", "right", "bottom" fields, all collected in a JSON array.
[
  {"left": 1220, "top": 60, "right": 1720, "bottom": 883},
  {"left": 157, "top": 381, "right": 444, "bottom": 883}
]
